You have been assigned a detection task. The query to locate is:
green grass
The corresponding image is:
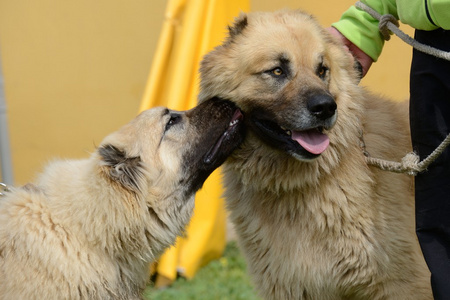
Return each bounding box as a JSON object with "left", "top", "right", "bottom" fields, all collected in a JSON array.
[{"left": 143, "top": 242, "right": 261, "bottom": 300}]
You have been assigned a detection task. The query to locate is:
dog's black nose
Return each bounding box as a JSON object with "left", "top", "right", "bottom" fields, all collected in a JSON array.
[{"left": 307, "top": 93, "right": 337, "bottom": 120}]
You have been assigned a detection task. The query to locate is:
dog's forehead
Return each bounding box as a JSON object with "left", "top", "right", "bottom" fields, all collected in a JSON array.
[
  {"left": 138, "top": 106, "right": 168, "bottom": 121},
  {"left": 132, "top": 107, "right": 170, "bottom": 130},
  {"left": 244, "top": 13, "right": 326, "bottom": 61},
  {"left": 109, "top": 106, "right": 169, "bottom": 147},
  {"left": 248, "top": 12, "right": 322, "bottom": 38}
]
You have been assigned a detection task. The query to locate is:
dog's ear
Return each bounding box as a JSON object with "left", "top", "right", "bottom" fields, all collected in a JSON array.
[
  {"left": 228, "top": 12, "right": 248, "bottom": 40},
  {"left": 98, "top": 144, "right": 145, "bottom": 193},
  {"left": 353, "top": 60, "right": 363, "bottom": 84}
]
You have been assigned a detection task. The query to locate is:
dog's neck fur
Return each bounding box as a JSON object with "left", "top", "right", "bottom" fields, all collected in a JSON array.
[
  {"left": 222, "top": 129, "right": 382, "bottom": 298},
  {"left": 33, "top": 155, "right": 195, "bottom": 297}
]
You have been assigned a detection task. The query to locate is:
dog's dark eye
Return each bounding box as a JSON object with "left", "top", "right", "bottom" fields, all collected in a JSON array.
[
  {"left": 317, "top": 64, "right": 329, "bottom": 79},
  {"left": 272, "top": 67, "right": 284, "bottom": 76},
  {"left": 165, "top": 114, "right": 182, "bottom": 131}
]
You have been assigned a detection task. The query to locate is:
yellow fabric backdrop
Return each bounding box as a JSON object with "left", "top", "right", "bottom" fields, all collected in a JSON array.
[{"left": 140, "top": 0, "right": 249, "bottom": 286}]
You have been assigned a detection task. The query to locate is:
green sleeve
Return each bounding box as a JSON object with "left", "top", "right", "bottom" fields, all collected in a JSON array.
[
  {"left": 332, "top": 0, "right": 450, "bottom": 61},
  {"left": 331, "top": 0, "right": 398, "bottom": 62},
  {"left": 398, "top": 0, "right": 450, "bottom": 30}
]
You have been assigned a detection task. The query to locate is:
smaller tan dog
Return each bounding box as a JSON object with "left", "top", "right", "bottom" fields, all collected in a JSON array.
[{"left": 0, "top": 99, "right": 244, "bottom": 300}]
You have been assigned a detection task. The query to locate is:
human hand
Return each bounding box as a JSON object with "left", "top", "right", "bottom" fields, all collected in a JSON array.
[{"left": 326, "top": 27, "right": 373, "bottom": 77}]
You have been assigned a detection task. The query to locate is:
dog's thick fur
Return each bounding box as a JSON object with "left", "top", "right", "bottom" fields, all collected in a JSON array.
[
  {"left": 199, "top": 10, "right": 432, "bottom": 300},
  {"left": 0, "top": 99, "right": 244, "bottom": 299}
]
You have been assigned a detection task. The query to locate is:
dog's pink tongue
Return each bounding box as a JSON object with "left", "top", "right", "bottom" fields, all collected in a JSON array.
[{"left": 292, "top": 130, "right": 330, "bottom": 155}]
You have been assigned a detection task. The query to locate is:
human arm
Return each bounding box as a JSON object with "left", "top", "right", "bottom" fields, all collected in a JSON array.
[
  {"left": 327, "top": 27, "right": 373, "bottom": 77},
  {"left": 331, "top": 0, "right": 398, "bottom": 64},
  {"left": 331, "top": 0, "right": 449, "bottom": 63}
]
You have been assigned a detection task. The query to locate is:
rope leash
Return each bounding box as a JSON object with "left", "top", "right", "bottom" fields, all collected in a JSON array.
[
  {"left": 355, "top": 1, "right": 450, "bottom": 60},
  {"left": 362, "top": 143, "right": 450, "bottom": 176},
  {"left": 0, "top": 182, "right": 10, "bottom": 197},
  {"left": 354, "top": 1, "right": 450, "bottom": 175}
]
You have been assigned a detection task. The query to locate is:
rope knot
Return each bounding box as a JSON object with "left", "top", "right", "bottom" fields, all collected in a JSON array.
[
  {"left": 400, "top": 152, "right": 421, "bottom": 175},
  {"left": 378, "top": 14, "right": 399, "bottom": 41}
]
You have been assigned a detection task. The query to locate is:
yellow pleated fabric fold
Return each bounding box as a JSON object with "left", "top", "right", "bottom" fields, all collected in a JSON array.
[{"left": 140, "top": 0, "right": 249, "bottom": 284}]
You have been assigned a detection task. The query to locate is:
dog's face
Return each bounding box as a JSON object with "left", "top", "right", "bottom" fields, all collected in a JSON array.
[
  {"left": 199, "top": 10, "right": 360, "bottom": 162},
  {"left": 98, "top": 98, "right": 245, "bottom": 201}
]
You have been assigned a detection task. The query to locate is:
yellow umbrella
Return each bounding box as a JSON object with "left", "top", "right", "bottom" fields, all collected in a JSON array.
[{"left": 140, "top": 0, "right": 249, "bottom": 287}]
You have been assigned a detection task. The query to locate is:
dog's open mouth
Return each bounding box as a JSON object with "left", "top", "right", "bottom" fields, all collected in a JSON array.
[
  {"left": 290, "top": 129, "right": 329, "bottom": 155},
  {"left": 251, "top": 117, "right": 330, "bottom": 159},
  {"left": 204, "top": 108, "right": 244, "bottom": 164}
]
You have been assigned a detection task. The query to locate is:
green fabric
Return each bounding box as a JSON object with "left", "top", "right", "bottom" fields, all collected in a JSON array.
[
  {"left": 427, "top": 0, "right": 450, "bottom": 29},
  {"left": 332, "top": 0, "right": 449, "bottom": 62}
]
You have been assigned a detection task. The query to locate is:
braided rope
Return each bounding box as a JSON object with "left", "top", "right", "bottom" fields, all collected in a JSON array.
[
  {"left": 355, "top": 1, "right": 450, "bottom": 61},
  {"left": 360, "top": 132, "right": 450, "bottom": 176},
  {"left": 365, "top": 135, "right": 450, "bottom": 175},
  {"left": 353, "top": 1, "right": 450, "bottom": 175},
  {"left": 378, "top": 14, "right": 399, "bottom": 41}
]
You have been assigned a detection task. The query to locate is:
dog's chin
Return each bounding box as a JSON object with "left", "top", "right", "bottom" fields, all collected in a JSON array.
[
  {"left": 249, "top": 116, "right": 334, "bottom": 162},
  {"left": 183, "top": 101, "right": 246, "bottom": 196},
  {"left": 203, "top": 107, "right": 245, "bottom": 166}
]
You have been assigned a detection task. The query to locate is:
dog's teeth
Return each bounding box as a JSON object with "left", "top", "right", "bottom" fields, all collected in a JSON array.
[
  {"left": 280, "top": 126, "right": 292, "bottom": 136},
  {"left": 229, "top": 120, "right": 238, "bottom": 126}
]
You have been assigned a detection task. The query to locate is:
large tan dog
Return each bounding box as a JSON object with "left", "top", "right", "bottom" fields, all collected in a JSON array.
[
  {"left": 0, "top": 99, "right": 244, "bottom": 299},
  {"left": 199, "top": 10, "right": 432, "bottom": 300}
]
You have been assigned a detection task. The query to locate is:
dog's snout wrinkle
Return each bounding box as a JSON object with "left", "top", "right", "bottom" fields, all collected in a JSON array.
[{"left": 307, "top": 93, "right": 337, "bottom": 121}]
